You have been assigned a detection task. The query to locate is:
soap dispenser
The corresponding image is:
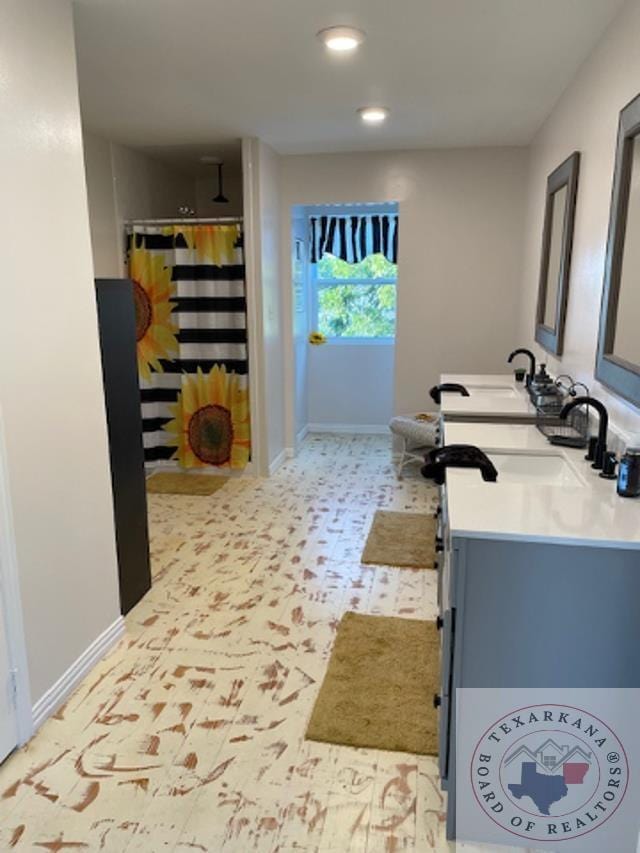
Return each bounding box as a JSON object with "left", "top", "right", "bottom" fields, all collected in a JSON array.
[
  {"left": 617, "top": 447, "right": 640, "bottom": 497},
  {"left": 529, "top": 364, "right": 562, "bottom": 410}
]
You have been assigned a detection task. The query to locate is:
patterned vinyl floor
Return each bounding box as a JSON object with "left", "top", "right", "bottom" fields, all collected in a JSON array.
[{"left": 0, "top": 434, "right": 509, "bottom": 852}]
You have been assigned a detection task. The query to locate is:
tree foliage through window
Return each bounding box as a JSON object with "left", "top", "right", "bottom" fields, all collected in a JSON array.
[
  {"left": 317, "top": 252, "right": 397, "bottom": 281},
  {"left": 316, "top": 253, "right": 397, "bottom": 338}
]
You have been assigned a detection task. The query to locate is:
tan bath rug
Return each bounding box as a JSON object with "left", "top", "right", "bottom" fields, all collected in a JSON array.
[
  {"left": 306, "top": 612, "right": 439, "bottom": 756},
  {"left": 146, "top": 472, "right": 229, "bottom": 496},
  {"left": 361, "top": 510, "right": 437, "bottom": 569}
]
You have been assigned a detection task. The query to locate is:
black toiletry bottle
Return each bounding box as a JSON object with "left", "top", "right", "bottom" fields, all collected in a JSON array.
[{"left": 617, "top": 447, "right": 640, "bottom": 497}]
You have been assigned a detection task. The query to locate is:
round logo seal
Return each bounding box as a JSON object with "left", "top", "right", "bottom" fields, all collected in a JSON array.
[{"left": 470, "top": 704, "right": 629, "bottom": 843}]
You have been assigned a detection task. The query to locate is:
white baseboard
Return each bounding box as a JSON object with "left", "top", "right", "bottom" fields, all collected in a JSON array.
[
  {"left": 31, "top": 615, "right": 125, "bottom": 732},
  {"left": 282, "top": 426, "right": 311, "bottom": 461},
  {"left": 268, "top": 448, "right": 288, "bottom": 475},
  {"left": 307, "top": 423, "right": 389, "bottom": 435},
  {"left": 296, "top": 425, "right": 309, "bottom": 447}
]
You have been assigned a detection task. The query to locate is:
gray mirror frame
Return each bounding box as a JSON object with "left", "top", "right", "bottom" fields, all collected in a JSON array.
[
  {"left": 535, "top": 152, "right": 580, "bottom": 356},
  {"left": 596, "top": 92, "right": 640, "bottom": 408}
]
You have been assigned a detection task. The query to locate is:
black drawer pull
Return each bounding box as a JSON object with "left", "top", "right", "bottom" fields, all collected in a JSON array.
[
  {"left": 433, "top": 694, "right": 442, "bottom": 709},
  {"left": 436, "top": 616, "right": 444, "bottom": 630}
]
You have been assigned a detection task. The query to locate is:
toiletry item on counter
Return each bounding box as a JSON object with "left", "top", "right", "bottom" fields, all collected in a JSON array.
[
  {"left": 529, "top": 364, "right": 563, "bottom": 410},
  {"left": 514, "top": 368, "right": 526, "bottom": 383},
  {"left": 617, "top": 447, "right": 640, "bottom": 497}
]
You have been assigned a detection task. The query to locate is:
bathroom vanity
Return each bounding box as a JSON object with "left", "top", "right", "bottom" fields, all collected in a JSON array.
[{"left": 435, "top": 419, "right": 640, "bottom": 839}]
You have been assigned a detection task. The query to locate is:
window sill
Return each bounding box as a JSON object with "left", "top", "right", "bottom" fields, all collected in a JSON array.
[{"left": 318, "top": 337, "right": 395, "bottom": 347}]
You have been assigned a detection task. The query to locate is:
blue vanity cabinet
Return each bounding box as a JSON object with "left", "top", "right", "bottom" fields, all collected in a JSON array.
[{"left": 439, "top": 532, "right": 640, "bottom": 840}]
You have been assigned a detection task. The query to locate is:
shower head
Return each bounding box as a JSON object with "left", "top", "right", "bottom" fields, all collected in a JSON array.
[{"left": 200, "top": 157, "right": 229, "bottom": 204}]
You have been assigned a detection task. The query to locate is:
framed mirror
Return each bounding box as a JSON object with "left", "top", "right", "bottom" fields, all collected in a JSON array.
[
  {"left": 535, "top": 151, "right": 580, "bottom": 356},
  {"left": 596, "top": 93, "right": 640, "bottom": 407}
]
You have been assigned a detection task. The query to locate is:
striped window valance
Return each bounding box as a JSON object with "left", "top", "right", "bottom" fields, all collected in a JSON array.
[{"left": 310, "top": 214, "right": 398, "bottom": 264}]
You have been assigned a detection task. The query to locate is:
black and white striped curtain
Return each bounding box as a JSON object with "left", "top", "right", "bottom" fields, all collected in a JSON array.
[
  {"left": 127, "top": 224, "right": 251, "bottom": 470},
  {"left": 309, "top": 214, "right": 398, "bottom": 264}
]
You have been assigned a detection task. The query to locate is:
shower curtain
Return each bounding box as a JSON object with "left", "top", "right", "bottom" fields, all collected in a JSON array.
[{"left": 127, "top": 223, "right": 250, "bottom": 470}]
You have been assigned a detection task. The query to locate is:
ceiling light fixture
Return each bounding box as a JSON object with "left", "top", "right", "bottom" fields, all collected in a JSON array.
[
  {"left": 317, "top": 25, "right": 365, "bottom": 52},
  {"left": 358, "top": 106, "right": 389, "bottom": 124}
]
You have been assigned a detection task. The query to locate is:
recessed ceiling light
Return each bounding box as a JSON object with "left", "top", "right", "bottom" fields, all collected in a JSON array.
[
  {"left": 358, "top": 106, "right": 389, "bottom": 124},
  {"left": 317, "top": 26, "right": 365, "bottom": 52}
]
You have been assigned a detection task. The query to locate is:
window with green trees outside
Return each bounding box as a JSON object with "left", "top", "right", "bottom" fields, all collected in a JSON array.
[{"left": 314, "top": 252, "right": 397, "bottom": 339}]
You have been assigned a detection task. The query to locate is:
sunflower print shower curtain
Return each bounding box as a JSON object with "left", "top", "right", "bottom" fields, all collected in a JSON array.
[{"left": 127, "top": 224, "right": 250, "bottom": 470}]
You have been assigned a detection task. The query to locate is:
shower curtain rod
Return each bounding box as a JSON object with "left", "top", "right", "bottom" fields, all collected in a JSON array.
[{"left": 125, "top": 216, "right": 243, "bottom": 225}]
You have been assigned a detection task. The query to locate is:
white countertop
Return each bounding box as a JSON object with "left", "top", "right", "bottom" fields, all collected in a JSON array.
[
  {"left": 441, "top": 421, "right": 640, "bottom": 549},
  {"left": 439, "top": 374, "right": 536, "bottom": 419}
]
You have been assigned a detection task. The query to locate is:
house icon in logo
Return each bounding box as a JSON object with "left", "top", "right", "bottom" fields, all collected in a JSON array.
[
  {"left": 505, "top": 738, "right": 592, "bottom": 776},
  {"left": 504, "top": 739, "right": 593, "bottom": 815}
]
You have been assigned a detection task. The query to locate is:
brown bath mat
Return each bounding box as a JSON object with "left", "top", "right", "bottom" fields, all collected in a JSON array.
[
  {"left": 306, "top": 612, "right": 439, "bottom": 756},
  {"left": 146, "top": 472, "right": 229, "bottom": 496},
  {"left": 361, "top": 510, "right": 437, "bottom": 569}
]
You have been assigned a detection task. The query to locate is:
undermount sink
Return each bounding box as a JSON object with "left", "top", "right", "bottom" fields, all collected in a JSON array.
[
  {"left": 465, "top": 386, "right": 520, "bottom": 399},
  {"left": 487, "top": 452, "right": 586, "bottom": 487}
]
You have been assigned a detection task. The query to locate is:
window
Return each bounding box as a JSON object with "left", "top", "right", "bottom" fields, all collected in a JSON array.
[{"left": 313, "top": 252, "right": 397, "bottom": 340}]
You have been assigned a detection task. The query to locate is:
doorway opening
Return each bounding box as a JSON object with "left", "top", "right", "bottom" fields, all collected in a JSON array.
[{"left": 291, "top": 202, "right": 399, "bottom": 443}]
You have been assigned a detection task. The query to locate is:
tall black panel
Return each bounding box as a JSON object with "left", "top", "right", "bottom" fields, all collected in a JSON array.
[{"left": 95, "top": 279, "right": 151, "bottom": 614}]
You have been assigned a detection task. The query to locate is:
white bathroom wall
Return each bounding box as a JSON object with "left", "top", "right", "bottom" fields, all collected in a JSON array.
[
  {"left": 0, "top": 0, "right": 121, "bottom": 705},
  {"left": 307, "top": 344, "right": 395, "bottom": 431},
  {"left": 83, "top": 131, "right": 120, "bottom": 277},
  {"left": 280, "top": 148, "right": 528, "bottom": 432},
  {"left": 259, "top": 141, "right": 286, "bottom": 468},
  {"left": 243, "top": 138, "right": 286, "bottom": 473},
  {"left": 290, "top": 209, "right": 309, "bottom": 443},
  {"left": 516, "top": 0, "right": 640, "bottom": 440},
  {"left": 82, "top": 132, "right": 197, "bottom": 276},
  {"left": 110, "top": 142, "right": 196, "bottom": 223}
]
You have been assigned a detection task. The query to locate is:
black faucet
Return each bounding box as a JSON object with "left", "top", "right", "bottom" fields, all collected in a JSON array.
[
  {"left": 507, "top": 348, "right": 536, "bottom": 386},
  {"left": 559, "top": 396, "right": 608, "bottom": 470},
  {"left": 421, "top": 444, "right": 499, "bottom": 484}
]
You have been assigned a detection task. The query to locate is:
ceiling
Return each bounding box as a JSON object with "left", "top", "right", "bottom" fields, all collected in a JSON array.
[{"left": 73, "top": 0, "right": 625, "bottom": 156}]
